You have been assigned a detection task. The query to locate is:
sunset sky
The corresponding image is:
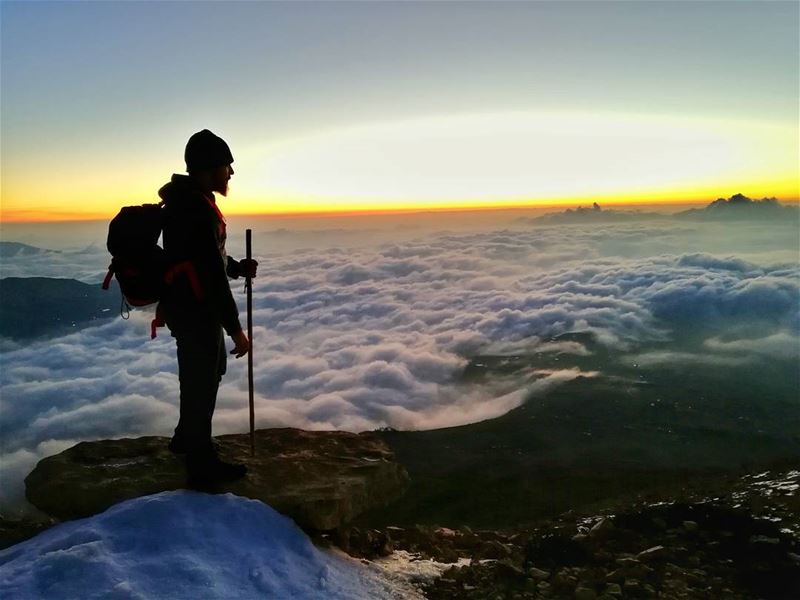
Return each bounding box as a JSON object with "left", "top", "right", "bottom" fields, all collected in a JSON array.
[{"left": 1, "top": 1, "right": 798, "bottom": 222}]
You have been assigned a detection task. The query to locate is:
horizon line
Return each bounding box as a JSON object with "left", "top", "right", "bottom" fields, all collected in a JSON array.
[{"left": 2, "top": 194, "right": 798, "bottom": 224}]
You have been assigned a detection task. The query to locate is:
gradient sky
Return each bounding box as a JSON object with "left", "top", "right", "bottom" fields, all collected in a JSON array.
[{"left": 1, "top": 1, "right": 798, "bottom": 221}]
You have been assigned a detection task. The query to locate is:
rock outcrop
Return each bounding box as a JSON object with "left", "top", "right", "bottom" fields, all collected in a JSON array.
[{"left": 25, "top": 428, "right": 409, "bottom": 531}]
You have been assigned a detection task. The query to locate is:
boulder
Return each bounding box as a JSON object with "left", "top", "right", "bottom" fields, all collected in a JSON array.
[
  {"left": 25, "top": 428, "right": 409, "bottom": 531},
  {"left": 589, "top": 517, "right": 615, "bottom": 540},
  {"left": 528, "top": 567, "right": 551, "bottom": 580},
  {"left": 575, "top": 586, "right": 597, "bottom": 600},
  {"left": 637, "top": 544, "right": 669, "bottom": 562}
]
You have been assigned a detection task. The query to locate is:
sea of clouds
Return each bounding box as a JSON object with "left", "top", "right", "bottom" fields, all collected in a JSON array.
[{"left": 1, "top": 213, "right": 798, "bottom": 512}]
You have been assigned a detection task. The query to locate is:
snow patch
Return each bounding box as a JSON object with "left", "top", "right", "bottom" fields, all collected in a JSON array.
[{"left": 0, "top": 491, "right": 418, "bottom": 599}]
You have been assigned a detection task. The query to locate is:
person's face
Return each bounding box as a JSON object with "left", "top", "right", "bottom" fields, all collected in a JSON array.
[{"left": 211, "top": 164, "right": 234, "bottom": 196}]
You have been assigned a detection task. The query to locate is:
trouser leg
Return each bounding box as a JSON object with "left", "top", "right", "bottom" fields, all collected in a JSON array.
[{"left": 173, "top": 322, "right": 226, "bottom": 453}]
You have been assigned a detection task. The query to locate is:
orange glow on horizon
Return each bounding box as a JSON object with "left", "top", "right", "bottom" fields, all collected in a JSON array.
[
  {"left": 0, "top": 209, "right": 114, "bottom": 223},
  {"left": 3, "top": 111, "right": 796, "bottom": 223},
  {"left": 2, "top": 185, "right": 797, "bottom": 224}
]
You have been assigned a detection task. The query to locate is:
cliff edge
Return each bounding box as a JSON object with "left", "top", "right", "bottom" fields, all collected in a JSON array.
[{"left": 25, "top": 427, "right": 409, "bottom": 532}]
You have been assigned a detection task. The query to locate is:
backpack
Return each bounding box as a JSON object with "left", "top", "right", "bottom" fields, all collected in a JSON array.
[{"left": 102, "top": 203, "right": 166, "bottom": 336}]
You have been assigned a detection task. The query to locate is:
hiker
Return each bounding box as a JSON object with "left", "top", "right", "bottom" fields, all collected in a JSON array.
[{"left": 157, "top": 129, "right": 257, "bottom": 486}]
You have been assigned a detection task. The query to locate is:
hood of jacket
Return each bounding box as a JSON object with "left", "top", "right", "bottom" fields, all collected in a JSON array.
[{"left": 158, "top": 174, "right": 214, "bottom": 207}]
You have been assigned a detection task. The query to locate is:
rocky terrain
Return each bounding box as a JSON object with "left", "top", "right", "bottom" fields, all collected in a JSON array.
[
  {"left": 5, "top": 430, "right": 798, "bottom": 598},
  {"left": 21, "top": 428, "right": 408, "bottom": 533},
  {"left": 335, "top": 468, "right": 800, "bottom": 599}
]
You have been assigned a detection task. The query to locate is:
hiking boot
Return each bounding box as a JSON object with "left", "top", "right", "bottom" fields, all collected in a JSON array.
[
  {"left": 210, "top": 458, "right": 247, "bottom": 481},
  {"left": 168, "top": 437, "right": 219, "bottom": 455},
  {"left": 168, "top": 436, "right": 187, "bottom": 454},
  {"left": 186, "top": 452, "right": 247, "bottom": 488}
]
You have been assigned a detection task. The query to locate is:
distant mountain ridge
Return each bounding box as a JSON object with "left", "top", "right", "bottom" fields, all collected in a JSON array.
[
  {"left": 0, "top": 277, "right": 117, "bottom": 340},
  {"left": 0, "top": 242, "right": 58, "bottom": 259},
  {"left": 532, "top": 194, "right": 799, "bottom": 224},
  {"left": 675, "top": 193, "right": 798, "bottom": 221},
  {"left": 531, "top": 202, "right": 665, "bottom": 224}
]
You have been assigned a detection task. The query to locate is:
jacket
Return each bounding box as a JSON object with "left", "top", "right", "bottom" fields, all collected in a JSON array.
[{"left": 158, "top": 174, "right": 243, "bottom": 336}]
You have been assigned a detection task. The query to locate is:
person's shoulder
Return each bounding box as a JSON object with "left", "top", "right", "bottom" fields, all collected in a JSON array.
[{"left": 160, "top": 175, "right": 208, "bottom": 205}]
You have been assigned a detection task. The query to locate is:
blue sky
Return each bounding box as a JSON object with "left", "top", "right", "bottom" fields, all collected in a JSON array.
[{"left": 2, "top": 1, "right": 798, "bottom": 218}]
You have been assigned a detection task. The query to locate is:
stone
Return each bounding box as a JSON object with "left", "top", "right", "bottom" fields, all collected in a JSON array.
[
  {"left": 496, "top": 558, "right": 525, "bottom": 578},
  {"left": 553, "top": 569, "right": 578, "bottom": 591},
  {"left": 684, "top": 571, "right": 705, "bottom": 587},
  {"left": 589, "top": 518, "right": 615, "bottom": 539},
  {"left": 334, "top": 526, "right": 393, "bottom": 559},
  {"left": 482, "top": 540, "right": 514, "bottom": 559},
  {"left": 436, "top": 526, "right": 457, "bottom": 538},
  {"left": 577, "top": 567, "right": 605, "bottom": 588},
  {"left": 605, "top": 569, "right": 625, "bottom": 583},
  {"left": 682, "top": 520, "right": 699, "bottom": 533},
  {"left": 622, "top": 578, "right": 642, "bottom": 593},
  {"left": 438, "top": 546, "right": 460, "bottom": 564},
  {"left": 748, "top": 535, "right": 780, "bottom": 545},
  {"left": 604, "top": 582, "right": 622, "bottom": 596},
  {"left": 637, "top": 545, "right": 668, "bottom": 562},
  {"left": 663, "top": 577, "right": 687, "bottom": 591},
  {"left": 575, "top": 586, "right": 597, "bottom": 600},
  {"left": 528, "top": 567, "right": 551, "bottom": 580},
  {"left": 25, "top": 428, "right": 409, "bottom": 531}
]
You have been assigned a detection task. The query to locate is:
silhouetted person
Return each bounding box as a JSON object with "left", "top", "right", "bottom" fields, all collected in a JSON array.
[{"left": 158, "top": 129, "right": 257, "bottom": 486}]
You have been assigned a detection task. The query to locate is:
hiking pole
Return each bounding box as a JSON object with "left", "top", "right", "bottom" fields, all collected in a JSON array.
[{"left": 246, "top": 229, "right": 255, "bottom": 457}]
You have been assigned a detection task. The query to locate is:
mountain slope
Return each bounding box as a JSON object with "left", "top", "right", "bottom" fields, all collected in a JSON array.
[{"left": 0, "top": 277, "right": 118, "bottom": 340}]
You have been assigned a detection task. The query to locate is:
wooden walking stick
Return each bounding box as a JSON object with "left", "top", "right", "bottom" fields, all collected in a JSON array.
[{"left": 246, "top": 229, "right": 255, "bottom": 457}]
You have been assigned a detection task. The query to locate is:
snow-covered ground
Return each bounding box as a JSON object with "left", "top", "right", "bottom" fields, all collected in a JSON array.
[{"left": 0, "top": 491, "right": 443, "bottom": 599}]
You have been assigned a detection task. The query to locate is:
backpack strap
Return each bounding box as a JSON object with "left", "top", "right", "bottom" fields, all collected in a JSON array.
[
  {"left": 164, "top": 260, "right": 204, "bottom": 300},
  {"left": 205, "top": 196, "right": 226, "bottom": 238},
  {"left": 150, "top": 302, "right": 166, "bottom": 340},
  {"left": 205, "top": 196, "right": 226, "bottom": 224},
  {"left": 101, "top": 266, "right": 114, "bottom": 290}
]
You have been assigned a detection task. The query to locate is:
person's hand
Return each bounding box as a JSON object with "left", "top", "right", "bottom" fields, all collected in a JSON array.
[
  {"left": 240, "top": 258, "right": 258, "bottom": 279},
  {"left": 230, "top": 330, "right": 250, "bottom": 358}
]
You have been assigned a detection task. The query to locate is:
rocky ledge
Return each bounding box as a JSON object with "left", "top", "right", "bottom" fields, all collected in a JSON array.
[{"left": 25, "top": 428, "right": 409, "bottom": 532}]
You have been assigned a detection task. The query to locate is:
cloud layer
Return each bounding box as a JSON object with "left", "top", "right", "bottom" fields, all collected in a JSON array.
[{"left": 1, "top": 218, "right": 798, "bottom": 512}]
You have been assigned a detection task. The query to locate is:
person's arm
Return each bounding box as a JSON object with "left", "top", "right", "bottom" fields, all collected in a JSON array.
[
  {"left": 226, "top": 257, "right": 243, "bottom": 279},
  {"left": 226, "top": 257, "right": 258, "bottom": 279},
  {"left": 188, "top": 208, "right": 243, "bottom": 338},
  {"left": 230, "top": 330, "right": 250, "bottom": 358}
]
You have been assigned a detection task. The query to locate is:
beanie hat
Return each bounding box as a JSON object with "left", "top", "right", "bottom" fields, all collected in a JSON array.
[{"left": 184, "top": 129, "right": 234, "bottom": 172}]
